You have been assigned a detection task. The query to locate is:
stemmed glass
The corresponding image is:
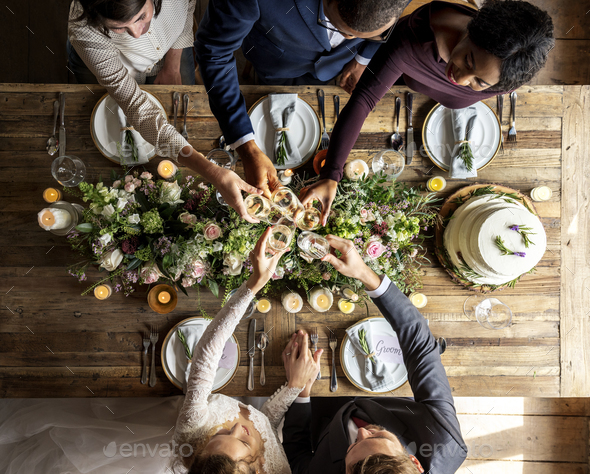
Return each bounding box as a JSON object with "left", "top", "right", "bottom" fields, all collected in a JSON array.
[
  {"left": 267, "top": 217, "right": 295, "bottom": 252},
  {"left": 206, "top": 148, "right": 237, "bottom": 205},
  {"left": 51, "top": 155, "right": 86, "bottom": 187},
  {"left": 463, "top": 295, "right": 513, "bottom": 330},
  {"left": 297, "top": 232, "right": 330, "bottom": 260},
  {"left": 371, "top": 149, "right": 405, "bottom": 181}
]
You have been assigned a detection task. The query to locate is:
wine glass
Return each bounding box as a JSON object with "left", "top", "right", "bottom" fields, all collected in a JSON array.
[
  {"left": 297, "top": 231, "right": 330, "bottom": 260},
  {"left": 244, "top": 194, "right": 273, "bottom": 222},
  {"left": 51, "top": 155, "right": 86, "bottom": 187},
  {"left": 271, "top": 186, "right": 302, "bottom": 219},
  {"left": 295, "top": 206, "right": 321, "bottom": 231},
  {"left": 267, "top": 217, "right": 295, "bottom": 252},
  {"left": 463, "top": 295, "right": 513, "bottom": 330},
  {"left": 206, "top": 148, "right": 237, "bottom": 205},
  {"left": 371, "top": 149, "right": 405, "bottom": 180}
]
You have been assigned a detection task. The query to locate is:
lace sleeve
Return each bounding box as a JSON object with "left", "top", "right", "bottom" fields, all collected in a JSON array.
[
  {"left": 175, "top": 282, "right": 253, "bottom": 434},
  {"left": 260, "top": 383, "right": 303, "bottom": 429}
]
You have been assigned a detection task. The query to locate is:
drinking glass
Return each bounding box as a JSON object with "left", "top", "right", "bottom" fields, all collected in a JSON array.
[
  {"left": 295, "top": 206, "right": 321, "bottom": 231},
  {"left": 297, "top": 231, "right": 330, "bottom": 260},
  {"left": 206, "top": 148, "right": 237, "bottom": 205},
  {"left": 463, "top": 295, "right": 513, "bottom": 330},
  {"left": 271, "top": 186, "right": 301, "bottom": 218},
  {"left": 268, "top": 218, "right": 295, "bottom": 252},
  {"left": 51, "top": 155, "right": 86, "bottom": 187},
  {"left": 244, "top": 194, "right": 273, "bottom": 222},
  {"left": 371, "top": 149, "right": 405, "bottom": 180}
]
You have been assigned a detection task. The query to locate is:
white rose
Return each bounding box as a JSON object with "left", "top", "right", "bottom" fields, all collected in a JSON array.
[
  {"left": 116, "top": 197, "right": 127, "bottom": 211},
  {"left": 99, "top": 249, "right": 124, "bottom": 272},
  {"left": 223, "top": 252, "right": 244, "bottom": 276},
  {"left": 99, "top": 233, "right": 112, "bottom": 246},
  {"left": 102, "top": 204, "right": 115, "bottom": 219},
  {"left": 160, "top": 181, "right": 184, "bottom": 205},
  {"left": 127, "top": 214, "right": 140, "bottom": 224},
  {"left": 385, "top": 215, "right": 396, "bottom": 227},
  {"left": 213, "top": 242, "right": 223, "bottom": 252}
]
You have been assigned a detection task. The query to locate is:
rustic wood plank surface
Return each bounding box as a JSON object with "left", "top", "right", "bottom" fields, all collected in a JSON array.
[{"left": 0, "top": 83, "right": 576, "bottom": 398}]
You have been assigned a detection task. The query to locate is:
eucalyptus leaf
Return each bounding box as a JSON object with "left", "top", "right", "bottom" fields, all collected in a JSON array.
[
  {"left": 75, "top": 223, "right": 94, "bottom": 233},
  {"left": 208, "top": 279, "right": 219, "bottom": 298},
  {"left": 127, "top": 258, "right": 142, "bottom": 270}
]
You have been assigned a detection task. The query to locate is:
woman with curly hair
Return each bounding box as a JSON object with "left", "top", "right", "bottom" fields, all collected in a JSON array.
[{"left": 300, "top": 0, "right": 554, "bottom": 222}]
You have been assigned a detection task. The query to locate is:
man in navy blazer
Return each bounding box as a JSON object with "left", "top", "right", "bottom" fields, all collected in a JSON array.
[
  {"left": 195, "top": 0, "right": 408, "bottom": 196},
  {"left": 281, "top": 234, "right": 467, "bottom": 474}
]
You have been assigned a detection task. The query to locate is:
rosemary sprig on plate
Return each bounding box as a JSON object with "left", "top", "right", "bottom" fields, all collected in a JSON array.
[
  {"left": 177, "top": 328, "right": 192, "bottom": 360},
  {"left": 358, "top": 328, "right": 376, "bottom": 365},
  {"left": 459, "top": 132, "right": 475, "bottom": 172},
  {"left": 275, "top": 131, "right": 288, "bottom": 166}
]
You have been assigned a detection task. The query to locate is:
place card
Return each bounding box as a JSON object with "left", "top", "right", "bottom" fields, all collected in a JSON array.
[
  {"left": 218, "top": 341, "right": 238, "bottom": 369},
  {"left": 372, "top": 334, "right": 404, "bottom": 365}
]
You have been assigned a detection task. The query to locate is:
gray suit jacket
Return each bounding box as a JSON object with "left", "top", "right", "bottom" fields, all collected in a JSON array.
[{"left": 282, "top": 280, "right": 467, "bottom": 474}]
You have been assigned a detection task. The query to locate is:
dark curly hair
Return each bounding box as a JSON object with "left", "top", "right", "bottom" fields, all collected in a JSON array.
[
  {"left": 467, "top": 0, "right": 554, "bottom": 91},
  {"left": 348, "top": 453, "right": 420, "bottom": 474},
  {"left": 72, "top": 0, "right": 162, "bottom": 37},
  {"left": 336, "top": 0, "right": 407, "bottom": 32},
  {"left": 188, "top": 453, "right": 257, "bottom": 474}
]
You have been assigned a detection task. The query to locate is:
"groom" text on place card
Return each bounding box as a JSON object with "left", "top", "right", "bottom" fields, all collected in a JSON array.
[
  {"left": 372, "top": 334, "right": 404, "bottom": 365},
  {"left": 218, "top": 341, "right": 238, "bottom": 369}
]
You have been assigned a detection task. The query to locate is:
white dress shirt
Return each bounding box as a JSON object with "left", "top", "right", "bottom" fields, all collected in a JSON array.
[{"left": 68, "top": 0, "right": 195, "bottom": 160}]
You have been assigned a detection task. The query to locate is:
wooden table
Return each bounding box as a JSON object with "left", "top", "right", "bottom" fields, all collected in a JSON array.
[{"left": 0, "top": 84, "right": 587, "bottom": 398}]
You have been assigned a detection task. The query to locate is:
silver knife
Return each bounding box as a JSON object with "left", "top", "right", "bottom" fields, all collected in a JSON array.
[
  {"left": 247, "top": 318, "right": 256, "bottom": 391},
  {"left": 58, "top": 93, "right": 66, "bottom": 156},
  {"left": 173, "top": 92, "right": 180, "bottom": 128},
  {"left": 405, "top": 92, "right": 415, "bottom": 165}
]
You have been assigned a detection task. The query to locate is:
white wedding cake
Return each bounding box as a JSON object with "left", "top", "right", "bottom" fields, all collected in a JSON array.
[{"left": 443, "top": 194, "right": 546, "bottom": 286}]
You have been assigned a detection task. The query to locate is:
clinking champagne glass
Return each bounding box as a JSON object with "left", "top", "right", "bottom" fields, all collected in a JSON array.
[
  {"left": 297, "top": 231, "right": 330, "bottom": 260},
  {"left": 295, "top": 206, "right": 321, "bottom": 231},
  {"left": 271, "top": 186, "right": 301, "bottom": 219},
  {"left": 371, "top": 149, "right": 405, "bottom": 181},
  {"left": 267, "top": 217, "right": 295, "bottom": 252},
  {"left": 51, "top": 155, "right": 86, "bottom": 187},
  {"left": 244, "top": 194, "right": 273, "bottom": 222}
]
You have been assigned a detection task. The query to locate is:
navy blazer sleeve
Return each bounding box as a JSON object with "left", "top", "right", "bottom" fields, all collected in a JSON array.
[
  {"left": 282, "top": 402, "right": 314, "bottom": 474},
  {"left": 195, "top": 0, "right": 259, "bottom": 144},
  {"left": 371, "top": 283, "right": 458, "bottom": 420},
  {"left": 357, "top": 41, "right": 380, "bottom": 60}
]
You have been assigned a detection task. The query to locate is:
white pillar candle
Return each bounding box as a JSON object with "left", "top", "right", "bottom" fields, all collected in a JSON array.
[
  {"left": 308, "top": 287, "right": 334, "bottom": 312},
  {"left": 281, "top": 292, "right": 303, "bottom": 313},
  {"left": 157, "top": 160, "right": 178, "bottom": 179},
  {"left": 278, "top": 169, "right": 294, "bottom": 185},
  {"left": 530, "top": 186, "right": 552, "bottom": 202},
  {"left": 344, "top": 159, "right": 369, "bottom": 180},
  {"left": 38, "top": 208, "right": 72, "bottom": 231}
]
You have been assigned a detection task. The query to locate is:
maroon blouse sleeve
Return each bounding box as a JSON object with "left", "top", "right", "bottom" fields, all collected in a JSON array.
[{"left": 319, "top": 43, "right": 404, "bottom": 182}]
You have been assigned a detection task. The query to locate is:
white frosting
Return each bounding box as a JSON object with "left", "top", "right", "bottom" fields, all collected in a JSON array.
[{"left": 444, "top": 194, "right": 547, "bottom": 285}]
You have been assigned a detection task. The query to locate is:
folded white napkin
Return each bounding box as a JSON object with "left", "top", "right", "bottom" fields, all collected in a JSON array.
[
  {"left": 269, "top": 93, "right": 301, "bottom": 167},
  {"left": 346, "top": 320, "right": 396, "bottom": 391},
  {"left": 116, "top": 107, "right": 149, "bottom": 165},
  {"left": 450, "top": 107, "right": 478, "bottom": 179}
]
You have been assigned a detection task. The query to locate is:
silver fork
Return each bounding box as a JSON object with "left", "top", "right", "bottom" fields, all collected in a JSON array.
[
  {"left": 507, "top": 91, "right": 517, "bottom": 144},
  {"left": 149, "top": 326, "right": 159, "bottom": 387},
  {"left": 141, "top": 332, "right": 150, "bottom": 384},
  {"left": 310, "top": 327, "right": 320, "bottom": 380},
  {"left": 329, "top": 332, "right": 338, "bottom": 392},
  {"left": 317, "top": 90, "right": 330, "bottom": 150}
]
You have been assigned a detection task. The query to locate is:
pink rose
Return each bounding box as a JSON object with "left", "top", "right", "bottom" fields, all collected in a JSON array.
[
  {"left": 179, "top": 212, "right": 197, "bottom": 225},
  {"left": 112, "top": 180, "right": 121, "bottom": 189},
  {"left": 124, "top": 182, "right": 136, "bottom": 193},
  {"left": 184, "top": 259, "right": 207, "bottom": 279},
  {"left": 203, "top": 223, "right": 222, "bottom": 241},
  {"left": 140, "top": 172, "right": 153, "bottom": 180},
  {"left": 133, "top": 178, "right": 141, "bottom": 187},
  {"left": 140, "top": 263, "right": 163, "bottom": 284},
  {"left": 360, "top": 209, "right": 368, "bottom": 219},
  {"left": 322, "top": 272, "right": 331, "bottom": 281},
  {"left": 125, "top": 175, "right": 134, "bottom": 183},
  {"left": 365, "top": 237, "right": 385, "bottom": 260},
  {"left": 181, "top": 277, "right": 195, "bottom": 288}
]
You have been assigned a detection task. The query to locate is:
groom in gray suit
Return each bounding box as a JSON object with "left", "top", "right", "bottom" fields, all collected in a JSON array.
[{"left": 282, "top": 235, "right": 467, "bottom": 474}]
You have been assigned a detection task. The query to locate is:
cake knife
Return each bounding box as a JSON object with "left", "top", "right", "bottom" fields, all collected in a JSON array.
[{"left": 405, "top": 92, "right": 415, "bottom": 165}]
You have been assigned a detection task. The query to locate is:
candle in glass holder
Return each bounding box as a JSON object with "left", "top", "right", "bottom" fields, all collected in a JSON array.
[
  {"left": 409, "top": 292, "right": 428, "bottom": 308},
  {"left": 281, "top": 292, "right": 303, "bottom": 313},
  {"left": 94, "top": 284, "right": 112, "bottom": 300},
  {"left": 38, "top": 208, "right": 72, "bottom": 231},
  {"left": 158, "top": 291, "right": 171, "bottom": 304},
  {"left": 278, "top": 168, "right": 294, "bottom": 185},
  {"left": 338, "top": 298, "right": 355, "bottom": 314},
  {"left": 42, "top": 188, "right": 62, "bottom": 203},
  {"left": 427, "top": 176, "right": 447, "bottom": 192},
  {"left": 157, "top": 160, "right": 178, "bottom": 179},
  {"left": 309, "top": 287, "right": 333, "bottom": 312},
  {"left": 344, "top": 159, "right": 369, "bottom": 180},
  {"left": 257, "top": 298, "right": 272, "bottom": 313},
  {"left": 295, "top": 206, "right": 321, "bottom": 231},
  {"left": 530, "top": 186, "right": 552, "bottom": 202}
]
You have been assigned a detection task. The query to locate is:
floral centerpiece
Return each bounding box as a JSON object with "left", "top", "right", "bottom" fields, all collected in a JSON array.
[{"left": 66, "top": 170, "right": 439, "bottom": 302}]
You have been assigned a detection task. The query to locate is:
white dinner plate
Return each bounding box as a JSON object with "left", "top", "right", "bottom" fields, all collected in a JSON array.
[
  {"left": 90, "top": 91, "right": 168, "bottom": 164},
  {"left": 248, "top": 96, "right": 320, "bottom": 170},
  {"left": 161, "top": 317, "right": 240, "bottom": 392},
  {"left": 340, "top": 317, "right": 408, "bottom": 394},
  {"left": 422, "top": 101, "right": 501, "bottom": 172}
]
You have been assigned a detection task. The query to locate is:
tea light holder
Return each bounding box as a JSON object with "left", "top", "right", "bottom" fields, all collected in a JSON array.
[
  {"left": 409, "top": 292, "right": 428, "bottom": 309},
  {"left": 338, "top": 298, "right": 355, "bottom": 314},
  {"left": 278, "top": 168, "right": 294, "bottom": 185},
  {"left": 94, "top": 284, "right": 112, "bottom": 300},
  {"left": 281, "top": 291, "right": 303, "bottom": 313},
  {"left": 43, "top": 188, "right": 62, "bottom": 203},
  {"left": 308, "top": 287, "right": 333, "bottom": 312},
  {"left": 157, "top": 160, "right": 178, "bottom": 179},
  {"left": 147, "top": 284, "right": 178, "bottom": 314},
  {"left": 38, "top": 201, "right": 83, "bottom": 236},
  {"left": 530, "top": 186, "right": 552, "bottom": 202},
  {"left": 256, "top": 298, "right": 272, "bottom": 313},
  {"left": 427, "top": 176, "right": 447, "bottom": 192},
  {"left": 344, "top": 159, "right": 369, "bottom": 181}
]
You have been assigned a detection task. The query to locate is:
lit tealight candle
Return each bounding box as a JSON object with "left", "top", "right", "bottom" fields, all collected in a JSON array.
[
  {"left": 309, "top": 287, "right": 333, "bottom": 312},
  {"left": 281, "top": 292, "right": 303, "bottom": 313},
  {"left": 158, "top": 291, "right": 171, "bottom": 304},
  {"left": 94, "top": 284, "right": 112, "bottom": 300},
  {"left": 157, "top": 160, "right": 178, "bottom": 179},
  {"left": 37, "top": 208, "right": 72, "bottom": 231},
  {"left": 257, "top": 299, "right": 272, "bottom": 313},
  {"left": 530, "top": 186, "right": 552, "bottom": 202},
  {"left": 344, "top": 159, "right": 369, "bottom": 181},
  {"left": 278, "top": 169, "right": 293, "bottom": 185},
  {"left": 338, "top": 298, "right": 355, "bottom": 314},
  {"left": 409, "top": 292, "right": 428, "bottom": 309},
  {"left": 317, "top": 294, "right": 330, "bottom": 310},
  {"left": 427, "top": 176, "right": 447, "bottom": 192},
  {"left": 43, "top": 188, "right": 62, "bottom": 203}
]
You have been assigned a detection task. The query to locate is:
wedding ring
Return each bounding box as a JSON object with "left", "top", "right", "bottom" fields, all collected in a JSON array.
[{"left": 285, "top": 352, "right": 291, "bottom": 356}]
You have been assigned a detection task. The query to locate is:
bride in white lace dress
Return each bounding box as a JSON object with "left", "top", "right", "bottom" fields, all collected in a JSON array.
[{"left": 172, "top": 228, "right": 322, "bottom": 474}]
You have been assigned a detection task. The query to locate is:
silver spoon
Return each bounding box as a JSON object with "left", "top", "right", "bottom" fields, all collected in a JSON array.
[
  {"left": 391, "top": 96, "right": 403, "bottom": 151},
  {"left": 257, "top": 332, "right": 268, "bottom": 386},
  {"left": 46, "top": 100, "right": 59, "bottom": 156}
]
